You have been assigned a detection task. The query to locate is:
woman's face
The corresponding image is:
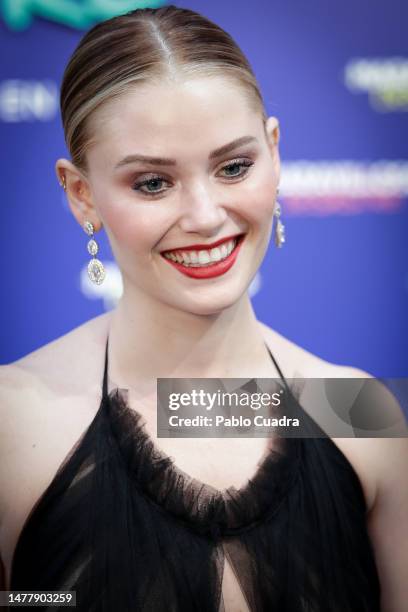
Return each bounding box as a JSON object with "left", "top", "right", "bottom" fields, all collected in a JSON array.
[{"left": 81, "top": 75, "right": 280, "bottom": 315}]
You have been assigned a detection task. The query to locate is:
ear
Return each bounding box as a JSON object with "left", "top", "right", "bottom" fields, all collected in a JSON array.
[
  {"left": 55, "top": 159, "right": 103, "bottom": 233},
  {"left": 263, "top": 116, "right": 281, "bottom": 182}
]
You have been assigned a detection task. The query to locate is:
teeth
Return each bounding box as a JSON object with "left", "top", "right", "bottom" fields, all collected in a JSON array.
[
  {"left": 164, "top": 238, "right": 238, "bottom": 266},
  {"left": 198, "top": 250, "right": 210, "bottom": 264},
  {"left": 210, "top": 247, "right": 222, "bottom": 262}
]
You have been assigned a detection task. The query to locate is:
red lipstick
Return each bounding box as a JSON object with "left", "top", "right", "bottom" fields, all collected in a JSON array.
[
  {"left": 160, "top": 234, "right": 246, "bottom": 279},
  {"left": 161, "top": 233, "right": 245, "bottom": 254}
]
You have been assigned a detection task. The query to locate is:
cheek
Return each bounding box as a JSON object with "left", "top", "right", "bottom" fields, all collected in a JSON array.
[
  {"left": 99, "top": 197, "right": 168, "bottom": 256},
  {"left": 89, "top": 172, "right": 167, "bottom": 255},
  {"left": 236, "top": 168, "right": 277, "bottom": 221}
]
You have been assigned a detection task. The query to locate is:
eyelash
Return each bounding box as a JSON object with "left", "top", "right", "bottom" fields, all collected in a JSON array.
[{"left": 131, "top": 158, "right": 255, "bottom": 197}]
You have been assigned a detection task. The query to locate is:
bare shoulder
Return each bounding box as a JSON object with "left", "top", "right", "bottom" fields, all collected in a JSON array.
[
  {"left": 258, "top": 320, "right": 408, "bottom": 515},
  {"left": 0, "top": 311, "right": 111, "bottom": 521},
  {"left": 0, "top": 311, "right": 111, "bottom": 395},
  {"left": 0, "top": 309, "right": 112, "bottom": 448}
]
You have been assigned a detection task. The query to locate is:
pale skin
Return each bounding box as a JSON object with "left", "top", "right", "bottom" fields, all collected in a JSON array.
[{"left": 0, "top": 75, "right": 407, "bottom": 610}]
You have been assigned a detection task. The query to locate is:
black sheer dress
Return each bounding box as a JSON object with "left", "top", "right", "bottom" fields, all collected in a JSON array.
[{"left": 10, "top": 336, "right": 381, "bottom": 611}]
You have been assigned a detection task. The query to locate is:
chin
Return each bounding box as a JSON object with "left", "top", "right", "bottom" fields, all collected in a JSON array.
[{"left": 175, "top": 286, "right": 248, "bottom": 317}]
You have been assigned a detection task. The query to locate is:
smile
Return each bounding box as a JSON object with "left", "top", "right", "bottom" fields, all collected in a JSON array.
[
  {"left": 163, "top": 236, "right": 238, "bottom": 266},
  {"left": 160, "top": 234, "right": 246, "bottom": 279}
]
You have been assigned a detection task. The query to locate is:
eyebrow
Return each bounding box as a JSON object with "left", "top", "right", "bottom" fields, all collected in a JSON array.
[{"left": 114, "top": 135, "right": 258, "bottom": 169}]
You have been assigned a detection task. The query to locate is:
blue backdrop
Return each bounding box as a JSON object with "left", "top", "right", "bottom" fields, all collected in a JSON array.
[{"left": 1, "top": 0, "right": 407, "bottom": 379}]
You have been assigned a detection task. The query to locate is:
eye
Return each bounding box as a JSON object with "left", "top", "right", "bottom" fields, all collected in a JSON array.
[
  {"left": 218, "top": 158, "right": 254, "bottom": 180},
  {"left": 132, "top": 175, "right": 170, "bottom": 196}
]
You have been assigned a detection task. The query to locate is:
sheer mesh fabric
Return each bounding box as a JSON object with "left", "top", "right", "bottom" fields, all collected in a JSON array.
[{"left": 10, "top": 337, "right": 381, "bottom": 611}]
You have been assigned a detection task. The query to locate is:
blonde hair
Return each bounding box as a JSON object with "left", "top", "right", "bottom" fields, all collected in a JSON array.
[{"left": 60, "top": 5, "right": 267, "bottom": 172}]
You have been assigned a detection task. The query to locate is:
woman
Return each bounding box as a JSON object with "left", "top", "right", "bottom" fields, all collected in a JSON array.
[{"left": 0, "top": 5, "right": 407, "bottom": 611}]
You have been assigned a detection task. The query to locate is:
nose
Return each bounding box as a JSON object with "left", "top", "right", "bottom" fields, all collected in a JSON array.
[{"left": 178, "top": 183, "right": 228, "bottom": 236}]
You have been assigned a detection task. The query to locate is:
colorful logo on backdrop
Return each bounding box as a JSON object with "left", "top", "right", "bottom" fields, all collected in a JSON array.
[
  {"left": 280, "top": 160, "right": 408, "bottom": 215},
  {"left": 1, "top": 0, "right": 165, "bottom": 31},
  {"left": 344, "top": 57, "right": 408, "bottom": 113}
]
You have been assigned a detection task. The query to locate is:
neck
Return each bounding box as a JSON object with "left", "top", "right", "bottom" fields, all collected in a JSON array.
[{"left": 106, "top": 289, "right": 270, "bottom": 392}]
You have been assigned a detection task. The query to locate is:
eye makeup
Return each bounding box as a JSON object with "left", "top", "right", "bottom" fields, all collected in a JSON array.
[{"left": 130, "top": 156, "right": 256, "bottom": 198}]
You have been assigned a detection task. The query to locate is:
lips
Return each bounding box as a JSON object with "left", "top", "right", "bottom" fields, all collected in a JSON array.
[
  {"left": 161, "top": 233, "right": 246, "bottom": 255},
  {"left": 161, "top": 233, "right": 246, "bottom": 279}
]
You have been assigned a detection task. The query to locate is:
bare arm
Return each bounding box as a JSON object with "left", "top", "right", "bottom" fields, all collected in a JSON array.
[
  {"left": 366, "top": 436, "right": 408, "bottom": 612},
  {"left": 0, "top": 363, "right": 21, "bottom": 597}
]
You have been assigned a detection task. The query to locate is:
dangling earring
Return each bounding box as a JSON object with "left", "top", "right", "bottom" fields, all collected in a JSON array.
[
  {"left": 83, "top": 221, "right": 106, "bottom": 285},
  {"left": 274, "top": 191, "right": 285, "bottom": 248}
]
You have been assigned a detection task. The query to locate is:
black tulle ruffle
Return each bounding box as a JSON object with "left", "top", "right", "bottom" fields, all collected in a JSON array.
[{"left": 104, "top": 387, "right": 301, "bottom": 540}]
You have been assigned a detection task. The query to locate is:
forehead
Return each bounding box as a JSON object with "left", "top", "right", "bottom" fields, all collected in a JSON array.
[{"left": 87, "top": 76, "right": 262, "bottom": 162}]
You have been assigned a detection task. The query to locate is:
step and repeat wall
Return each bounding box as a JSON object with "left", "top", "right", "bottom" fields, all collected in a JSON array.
[{"left": 1, "top": 0, "right": 407, "bottom": 380}]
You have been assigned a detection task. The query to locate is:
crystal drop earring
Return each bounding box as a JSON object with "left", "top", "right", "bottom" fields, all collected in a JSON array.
[
  {"left": 83, "top": 221, "right": 106, "bottom": 285},
  {"left": 274, "top": 190, "right": 286, "bottom": 248}
]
